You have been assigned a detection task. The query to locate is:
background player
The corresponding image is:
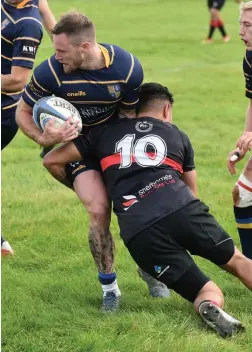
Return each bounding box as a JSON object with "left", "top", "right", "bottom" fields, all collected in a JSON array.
[
  {"left": 43, "top": 82, "right": 252, "bottom": 338},
  {"left": 202, "top": 0, "right": 231, "bottom": 44},
  {"left": 228, "top": 1, "right": 252, "bottom": 259},
  {"left": 1, "top": 0, "right": 56, "bottom": 255},
  {"left": 15, "top": 12, "right": 170, "bottom": 311}
]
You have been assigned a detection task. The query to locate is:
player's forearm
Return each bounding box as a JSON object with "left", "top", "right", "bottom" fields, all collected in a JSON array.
[
  {"left": 181, "top": 170, "right": 197, "bottom": 197},
  {"left": 39, "top": 0, "right": 56, "bottom": 40},
  {"left": 1, "top": 74, "right": 26, "bottom": 93},
  {"left": 16, "top": 104, "right": 43, "bottom": 145}
]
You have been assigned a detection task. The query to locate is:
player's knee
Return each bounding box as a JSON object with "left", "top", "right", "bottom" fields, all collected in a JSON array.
[
  {"left": 86, "top": 199, "right": 111, "bottom": 227},
  {"left": 43, "top": 152, "right": 56, "bottom": 171},
  {"left": 222, "top": 247, "right": 249, "bottom": 273}
]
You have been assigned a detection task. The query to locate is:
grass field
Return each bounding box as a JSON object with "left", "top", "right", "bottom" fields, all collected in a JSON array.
[{"left": 2, "top": 0, "right": 252, "bottom": 351}]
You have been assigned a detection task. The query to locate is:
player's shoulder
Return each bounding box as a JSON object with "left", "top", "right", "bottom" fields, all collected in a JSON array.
[
  {"left": 33, "top": 56, "right": 61, "bottom": 80},
  {"left": 102, "top": 43, "right": 136, "bottom": 65},
  {"left": 244, "top": 50, "right": 252, "bottom": 68}
]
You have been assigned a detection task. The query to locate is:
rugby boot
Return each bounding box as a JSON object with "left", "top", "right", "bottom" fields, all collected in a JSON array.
[
  {"left": 101, "top": 291, "right": 120, "bottom": 313},
  {"left": 138, "top": 267, "right": 171, "bottom": 298},
  {"left": 1, "top": 240, "right": 14, "bottom": 256},
  {"left": 199, "top": 301, "right": 245, "bottom": 338}
]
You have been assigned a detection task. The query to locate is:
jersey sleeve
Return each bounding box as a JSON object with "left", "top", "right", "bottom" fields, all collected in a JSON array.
[
  {"left": 243, "top": 51, "right": 252, "bottom": 99},
  {"left": 12, "top": 20, "right": 43, "bottom": 69},
  {"left": 22, "top": 60, "right": 53, "bottom": 107},
  {"left": 120, "top": 55, "right": 143, "bottom": 109},
  {"left": 181, "top": 131, "right": 195, "bottom": 171}
]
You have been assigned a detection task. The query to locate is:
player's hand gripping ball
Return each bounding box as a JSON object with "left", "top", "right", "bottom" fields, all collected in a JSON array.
[{"left": 33, "top": 96, "right": 82, "bottom": 135}]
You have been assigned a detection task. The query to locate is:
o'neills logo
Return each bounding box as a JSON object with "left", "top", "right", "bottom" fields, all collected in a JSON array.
[{"left": 67, "top": 91, "right": 86, "bottom": 97}]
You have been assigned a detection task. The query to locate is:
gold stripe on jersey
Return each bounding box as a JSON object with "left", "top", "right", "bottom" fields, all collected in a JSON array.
[
  {"left": 1, "top": 35, "right": 13, "bottom": 44},
  {"left": 21, "top": 5, "right": 38, "bottom": 9},
  {"left": 13, "top": 36, "right": 40, "bottom": 43},
  {"left": 69, "top": 98, "right": 122, "bottom": 104},
  {"left": 33, "top": 74, "right": 50, "bottom": 92},
  {"left": 82, "top": 112, "right": 114, "bottom": 126},
  {"left": 245, "top": 54, "right": 252, "bottom": 68},
  {"left": 246, "top": 88, "right": 252, "bottom": 93},
  {"left": 1, "top": 4, "right": 42, "bottom": 25},
  {"left": 48, "top": 57, "right": 61, "bottom": 87},
  {"left": 244, "top": 73, "right": 252, "bottom": 77},
  {"left": 17, "top": 0, "right": 33, "bottom": 8},
  {"left": 1, "top": 89, "right": 24, "bottom": 95},
  {"left": 1, "top": 4, "right": 15, "bottom": 23},
  {"left": 24, "top": 87, "right": 37, "bottom": 103},
  {"left": 110, "top": 45, "right": 115, "bottom": 65},
  {"left": 15, "top": 17, "right": 42, "bottom": 26},
  {"left": 13, "top": 56, "right": 35, "bottom": 62},
  {"left": 121, "top": 98, "right": 139, "bottom": 106},
  {"left": 125, "top": 54, "right": 134, "bottom": 83},
  {"left": 98, "top": 44, "right": 110, "bottom": 68},
  {"left": 62, "top": 79, "right": 125, "bottom": 84},
  {"left": 1, "top": 54, "right": 12, "bottom": 61},
  {"left": 2, "top": 101, "right": 19, "bottom": 110}
]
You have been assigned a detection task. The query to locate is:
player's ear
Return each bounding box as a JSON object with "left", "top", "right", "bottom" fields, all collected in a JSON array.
[
  {"left": 80, "top": 42, "right": 90, "bottom": 52},
  {"left": 164, "top": 103, "right": 171, "bottom": 122}
]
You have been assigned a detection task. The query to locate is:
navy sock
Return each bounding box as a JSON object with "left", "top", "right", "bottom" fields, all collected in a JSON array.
[
  {"left": 98, "top": 272, "right": 116, "bottom": 285},
  {"left": 234, "top": 206, "right": 252, "bottom": 259},
  {"left": 1, "top": 236, "right": 5, "bottom": 245}
]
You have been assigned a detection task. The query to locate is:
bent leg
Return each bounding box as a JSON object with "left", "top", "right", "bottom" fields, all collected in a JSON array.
[
  {"left": 73, "top": 170, "right": 114, "bottom": 274},
  {"left": 221, "top": 247, "right": 252, "bottom": 290}
]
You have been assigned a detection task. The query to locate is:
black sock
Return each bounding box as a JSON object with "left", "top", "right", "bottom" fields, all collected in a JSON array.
[{"left": 234, "top": 206, "right": 252, "bottom": 259}]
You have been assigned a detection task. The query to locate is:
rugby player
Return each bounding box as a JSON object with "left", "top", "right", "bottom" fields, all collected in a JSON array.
[
  {"left": 43, "top": 82, "right": 252, "bottom": 338},
  {"left": 15, "top": 12, "right": 170, "bottom": 311},
  {"left": 1, "top": 0, "right": 56, "bottom": 255},
  {"left": 202, "top": 0, "right": 230, "bottom": 44},
  {"left": 228, "top": 1, "right": 252, "bottom": 259}
]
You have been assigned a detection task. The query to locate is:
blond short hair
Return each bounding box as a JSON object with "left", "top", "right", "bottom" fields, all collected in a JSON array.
[{"left": 240, "top": 1, "right": 252, "bottom": 13}]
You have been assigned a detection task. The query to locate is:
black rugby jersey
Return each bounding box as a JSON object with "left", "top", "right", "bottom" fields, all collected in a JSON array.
[
  {"left": 74, "top": 117, "right": 196, "bottom": 244},
  {"left": 243, "top": 50, "right": 252, "bottom": 99},
  {"left": 22, "top": 44, "right": 143, "bottom": 127},
  {"left": 1, "top": 0, "right": 43, "bottom": 110}
]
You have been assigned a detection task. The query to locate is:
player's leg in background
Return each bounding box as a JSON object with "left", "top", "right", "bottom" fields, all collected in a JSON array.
[
  {"left": 72, "top": 168, "right": 121, "bottom": 312},
  {"left": 202, "top": 1, "right": 218, "bottom": 43},
  {"left": 1, "top": 111, "right": 19, "bottom": 256},
  {"left": 232, "top": 158, "right": 252, "bottom": 259},
  {"left": 216, "top": 0, "right": 230, "bottom": 42}
]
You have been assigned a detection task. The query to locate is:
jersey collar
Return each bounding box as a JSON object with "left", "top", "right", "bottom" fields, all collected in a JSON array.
[{"left": 98, "top": 44, "right": 111, "bottom": 68}]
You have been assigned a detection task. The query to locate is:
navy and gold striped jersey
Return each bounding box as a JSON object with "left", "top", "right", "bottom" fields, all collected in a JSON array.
[
  {"left": 1, "top": 0, "right": 43, "bottom": 110},
  {"left": 23, "top": 44, "right": 144, "bottom": 126},
  {"left": 243, "top": 50, "right": 252, "bottom": 99}
]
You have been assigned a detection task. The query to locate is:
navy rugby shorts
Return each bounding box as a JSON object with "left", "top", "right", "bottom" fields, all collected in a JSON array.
[{"left": 1, "top": 107, "right": 19, "bottom": 150}]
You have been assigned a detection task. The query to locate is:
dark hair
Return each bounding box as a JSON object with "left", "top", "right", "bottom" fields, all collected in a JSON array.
[
  {"left": 137, "top": 83, "right": 174, "bottom": 113},
  {"left": 52, "top": 12, "right": 95, "bottom": 44}
]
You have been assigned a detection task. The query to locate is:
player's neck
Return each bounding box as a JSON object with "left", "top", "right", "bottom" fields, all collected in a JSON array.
[
  {"left": 79, "top": 44, "right": 105, "bottom": 70},
  {"left": 137, "top": 112, "right": 168, "bottom": 123}
]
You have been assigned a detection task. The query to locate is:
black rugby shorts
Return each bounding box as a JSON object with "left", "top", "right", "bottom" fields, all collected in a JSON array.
[
  {"left": 208, "top": 0, "right": 225, "bottom": 10},
  {"left": 127, "top": 200, "right": 234, "bottom": 302}
]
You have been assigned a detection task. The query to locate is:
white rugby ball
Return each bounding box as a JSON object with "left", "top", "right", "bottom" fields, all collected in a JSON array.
[{"left": 32, "top": 96, "right": 82, "bottom": 134}]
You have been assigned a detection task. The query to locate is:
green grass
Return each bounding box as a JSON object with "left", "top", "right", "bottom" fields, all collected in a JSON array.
[{"left": 2, "top": 1, "right": 252, "bottom": 351}]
